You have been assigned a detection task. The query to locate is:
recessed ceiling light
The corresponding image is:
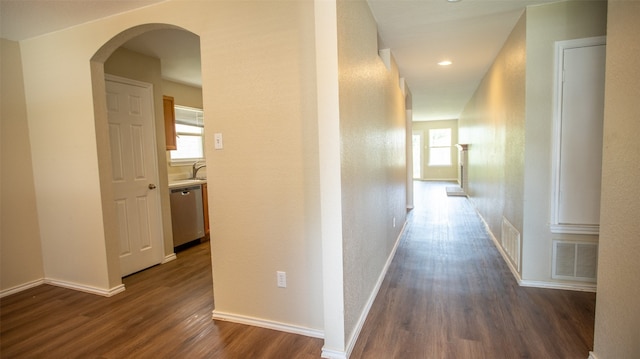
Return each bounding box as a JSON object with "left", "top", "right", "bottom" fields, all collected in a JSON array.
[
  {"left": 438, "top": 60, "right": 453, "bottom": 66},
  {"left": 447, "top": 0, "right": 462, "bottom": 2}
]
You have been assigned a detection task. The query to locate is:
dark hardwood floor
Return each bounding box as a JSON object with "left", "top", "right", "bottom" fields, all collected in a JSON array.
[
  {"left": 0, "top": 241, "right": 322, "bottom": 359},
  {"left": 350, "top": 181, "right": 596, "bottom": 359},
  {"left": 1, "top": 181, "right": 595, "bottom": 358}
]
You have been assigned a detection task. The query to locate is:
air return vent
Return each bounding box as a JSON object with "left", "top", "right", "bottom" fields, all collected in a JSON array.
[
  {"left": 501, "top": 217, "right": 521, "bottom": 272},
  {"left": 552, "top": 240, "right": 598, "bottom": 282}
]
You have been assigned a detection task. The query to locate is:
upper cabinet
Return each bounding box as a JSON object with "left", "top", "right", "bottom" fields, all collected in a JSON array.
[{"left": 163, "top": 95, "right": 177, "bottom": 150}]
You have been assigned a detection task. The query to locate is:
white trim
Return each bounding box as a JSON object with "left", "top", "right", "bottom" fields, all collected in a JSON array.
[
  {"left": 321, "top": 348, "right": 348, "bottom": 359},
  {"left": 162, "top": 253, "right": 177, "bottom": 264},
  {"left": 588, "top": 351, "right": 599, "bottom": 359},
  {"left": 478, "top": 213, "right": 523, "bottom": 283},
  {"left": 520, "top": 280, "right": 597, "bottom": 293},
  {"left": 550, "top": 36, "right": 606, "bottom": 232},
  {"left": 550, "top": 224, "right": 599, "bottom": 235},
  {"left": 476, "top": 209, "right": 597, "bottom": 293},
  {"left": 105, "top": 73, "right": 153, "bottom": 89},
  {"left": 422, "top": 177, "right": 459, "bottom": 182},
  {"left": 44, "top": 279, "right": 126, "bottom": 297},
  {"left": 211, "top": 311, "right": 324, "bottom": 339},
  {"left": 0, "top": 278, "right": 45, "bottom": 298},
  {"left": 1, "top": 278, "right": 126, "bottom": 298}
]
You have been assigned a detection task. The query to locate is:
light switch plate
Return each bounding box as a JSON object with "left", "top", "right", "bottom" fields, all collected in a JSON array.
[{"left": 214, "top": 133, "right": 223, "bottom": 149}]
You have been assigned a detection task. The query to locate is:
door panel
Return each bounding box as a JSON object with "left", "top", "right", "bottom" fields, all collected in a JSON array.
[
  {"left": 558, "top": 44, "right": 606, "bottom": 225},
  {"left": 106, "top": 77, "right": 163, "bottom": 276}
]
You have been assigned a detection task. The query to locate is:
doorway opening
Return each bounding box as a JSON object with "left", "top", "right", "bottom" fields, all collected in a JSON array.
[{"left": 90, "top": 24, "right": 210, "bottom": 293}]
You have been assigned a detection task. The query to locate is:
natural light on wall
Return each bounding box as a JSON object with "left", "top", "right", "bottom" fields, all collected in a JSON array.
[
  {"left": 170, "top": 106, "right": 205, "bottom": 162},
  {"left": 428, "top": 128, "right": 452, "bottom": 166}
]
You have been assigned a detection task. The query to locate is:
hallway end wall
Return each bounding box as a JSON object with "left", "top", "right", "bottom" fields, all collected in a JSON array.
[{"left": 412, "top": 119, "right": 459, "bottom": 181}]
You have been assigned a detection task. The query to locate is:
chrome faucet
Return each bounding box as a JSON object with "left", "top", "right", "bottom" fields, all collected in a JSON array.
[{"left": 192, "top": 161, "right": 206, "bottom": 179}]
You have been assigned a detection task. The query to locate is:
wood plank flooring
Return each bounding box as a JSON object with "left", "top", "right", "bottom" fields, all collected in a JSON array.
[
  {"left": 0, "top": 242, "right": 322, "bottom": 358},
  {"left": 1, "top": 181, "right": 595, "bottom": 358},
  {"left": 350, "top": 181, "right": 596, "bottom": 359}
]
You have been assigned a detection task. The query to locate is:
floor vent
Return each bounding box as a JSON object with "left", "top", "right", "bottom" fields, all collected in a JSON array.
[
  {"left": 552, "top": 241, "right": 598, "bottom": 282},
  {"left": 501, "top": 217, "right": 521, "bottom": 273}
]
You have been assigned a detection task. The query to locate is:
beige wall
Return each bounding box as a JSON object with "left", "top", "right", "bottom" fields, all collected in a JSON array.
[
  {"left": 459, "top": 12, "right": 526, "bottom": 254},
  {"left": 412, "top": 119, "right": 459, "bottom": 181},
  {"left": 163, "top": 79, "right": 203, "bottom": 109},
  {"left": 337, "top": 0, "right": 408, "bottom": 348},
  {"left": 15, "top": 0, "right": 324, "bottom": 333},
  {"left": 203, "top": 1, "right": 324, "bottom": 333},
  {"left": 592, "top": 1, "right": 640, "bottom": 358},
  {"left": 0, "top": 38, "right": 44, "bottom": 294},
  {"left": 522, "top": 0, "right": 607, "bottom": 283}
]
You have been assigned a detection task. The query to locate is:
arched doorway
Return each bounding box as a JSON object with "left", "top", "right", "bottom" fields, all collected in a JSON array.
[{"left": 90, "top": 24, "right": 206, "bottom": 290}]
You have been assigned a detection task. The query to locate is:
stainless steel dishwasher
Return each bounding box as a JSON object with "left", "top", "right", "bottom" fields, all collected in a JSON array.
[{"left": 170, "top": 185, "right": 204, "bottom": 247}]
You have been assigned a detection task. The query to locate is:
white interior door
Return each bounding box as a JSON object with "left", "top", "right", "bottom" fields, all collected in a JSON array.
[{"left": 106, "top": 76, "right": 163, "bottom": 276}]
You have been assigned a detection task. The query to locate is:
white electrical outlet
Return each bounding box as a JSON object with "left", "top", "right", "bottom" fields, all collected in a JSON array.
[
  {"left": 393, "top": 217, "right": 396, "bottom": 228},
  {"left": 276, "top": 271, "right": 287, "bottom": 288}
]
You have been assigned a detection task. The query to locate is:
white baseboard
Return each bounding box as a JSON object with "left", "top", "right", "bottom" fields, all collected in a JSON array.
[
  {"left": 211, "top": 310, "right": 324, "bottom": 339},
  {"left": 588, "top": 351, "right": 598, "bottom": 359},
  {"left": 162, "top": 253, "right": 177, "bottom": 263},
  {"left": 321, "top": 348, "right": 348, "bottom": 359},
  {"left": 44, "top": 279, "right": 126, "bottom": 297},
  {"left": 475, "top": 209, "right": 598, "bottom": 293},
  {"left": 0, "top": 278, "right": 45, "bottom": 298},
  {"left": 1, "top": 278, "right": 126, "bottom": 298},
  {"left": 520, "top": 280, "right": 597, "bottom": 293},
  {"left": 477, "top": 212, "right": 523, "bottom": 283},
  {"left": 322, "top": 220, "right": 408, "bottom": 359}
]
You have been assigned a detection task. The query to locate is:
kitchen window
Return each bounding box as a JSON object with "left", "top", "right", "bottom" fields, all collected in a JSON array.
[{"left": 170, "top": 106, "right": 204, "bottom": 163}]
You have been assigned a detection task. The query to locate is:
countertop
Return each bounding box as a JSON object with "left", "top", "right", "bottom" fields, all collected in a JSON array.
[{"left": 168, "top": 178, "right": 207, "bottom": 189}]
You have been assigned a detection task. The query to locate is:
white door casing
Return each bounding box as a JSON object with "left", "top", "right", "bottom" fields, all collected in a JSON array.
[
  {"left": 106, "top": 75, "right": 164, "bottom": 276},
  {"left": 551, "top": 37, "right": 606, "bottom": 234}
]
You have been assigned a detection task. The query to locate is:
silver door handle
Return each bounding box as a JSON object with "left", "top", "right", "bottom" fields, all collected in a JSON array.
[{"left": 148, "top": 184, "right": 157, "bottom": 190}]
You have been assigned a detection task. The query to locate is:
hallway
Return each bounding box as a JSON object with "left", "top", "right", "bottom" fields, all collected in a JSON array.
[{"left": 351, "top": 181, "right": 596, "bottom": 358}]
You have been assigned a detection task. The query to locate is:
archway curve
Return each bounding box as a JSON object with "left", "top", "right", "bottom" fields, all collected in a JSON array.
[{"left": 90, "top": 23, "right": 202, "bottom": 291}]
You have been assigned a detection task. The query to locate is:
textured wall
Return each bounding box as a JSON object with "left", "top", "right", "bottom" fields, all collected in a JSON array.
[
  {"left": 0, "top": 38, "right": 44, "bottom": 293},
  {"left": 337, "top": 0, "right": 408, "bottom": 346},
  {"left": 459, "top": 13, "right": 527, "bottom": 252},
  {"left": 202, "top": 1, "right": 324, "bottom": 332},
  {"left": 17, "top": 0, "right": 323, "bottom": 331},
  {"left": 592, "top": 1, "right": 640, "bottom": 358}
]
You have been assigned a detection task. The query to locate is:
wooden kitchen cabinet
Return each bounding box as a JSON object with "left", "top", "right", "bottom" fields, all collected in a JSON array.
[
  {"left": 163, "top": 95, "right": 177, "bottom": 150},
  {"left": 202, "top": 183, "right": 210, "bottom": 241}
]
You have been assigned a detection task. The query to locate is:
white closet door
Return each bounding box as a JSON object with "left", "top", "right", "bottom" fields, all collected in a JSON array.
[{"left": 557, "top": 43, "right": 606, "bottom": 226}]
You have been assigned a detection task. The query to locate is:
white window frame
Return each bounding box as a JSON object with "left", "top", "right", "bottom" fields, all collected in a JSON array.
[
  {"left": 428, "top": 128, "right": 452, "bottom": 167},
  {"left": 169, "top": 105, "right": 205, "bottom": 165}
]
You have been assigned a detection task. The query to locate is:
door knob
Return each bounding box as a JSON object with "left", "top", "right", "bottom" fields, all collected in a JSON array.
[{"left": 148, "top": 184, "right": 157, "bottom": 190}]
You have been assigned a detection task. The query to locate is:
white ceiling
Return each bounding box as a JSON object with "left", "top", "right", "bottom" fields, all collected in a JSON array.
[{"left": 0, "top": 0, "right": 557, "bottom": 121}]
